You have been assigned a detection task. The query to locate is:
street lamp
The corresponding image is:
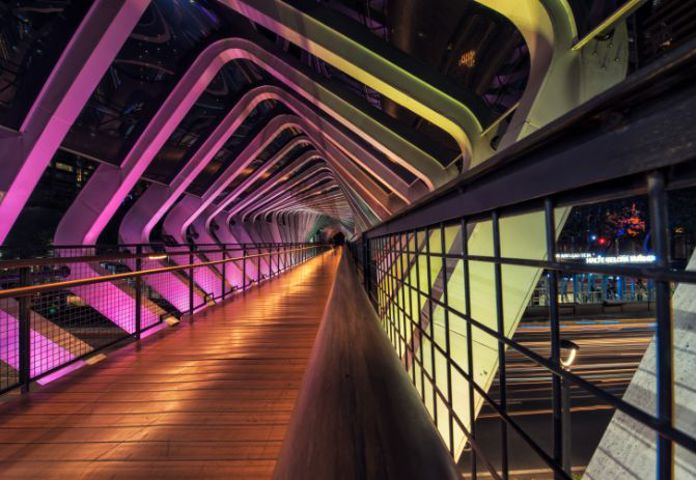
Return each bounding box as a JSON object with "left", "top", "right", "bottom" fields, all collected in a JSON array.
[{"left": 560, "top": 339, "right": 580, "bottom": 476}]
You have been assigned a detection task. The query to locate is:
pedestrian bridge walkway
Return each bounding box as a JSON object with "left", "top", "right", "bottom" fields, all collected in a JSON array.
[{"left": 0, "top": 251, "right": 340, "bottom": 479}]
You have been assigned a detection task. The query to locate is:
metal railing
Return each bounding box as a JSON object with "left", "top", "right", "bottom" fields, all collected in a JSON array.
[
  {"left": 353, "top": 38, "right": 696, "bottom": 480},
  {"left": 0, "top": 242, "right": 327, "bottom": 395}
]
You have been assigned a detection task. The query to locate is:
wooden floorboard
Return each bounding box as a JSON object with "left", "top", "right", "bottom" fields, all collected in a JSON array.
[{"left": 0, "top": 251, "right": 340, "bottom": 479}]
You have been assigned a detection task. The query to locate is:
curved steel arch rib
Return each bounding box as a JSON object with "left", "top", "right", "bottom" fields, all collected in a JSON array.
[
  {"left": 55, "top": 37, "right": 447, "bottom": 246},
  {"left": 211, "top": 155, "right": 331, "bottom": 278},
  {"left": 181, "top": 141, "right": 339, "bottom": 286},
  {"left": 120, "top": 130, "right": 313, "bottom": 246},
  {"left": 225, "top": 160, "right": 365, "bottom": 230},
  {"left": 0, "top": 0, "right": 150, "bottom": 377},
  {"left": 57, "top": 81, "right": 406, "bottom": 246},
  {"left": 481, "top": 0, "right": 627, "bottom": 146},
  {"left": 161, "top": 126, "right": 362, "bottom": 283},
  {"left": 202, "top": 136, "right": 315, "bottom": 232},
  {"left": 222, "top": 0, "right": 491, "bottom": 164},
  {"left": 0, "top": 0, "right": 150, "bottom": 245},
  {"left": 255, "top": 194, "right": 350, "bottom": 230},
  {"left": 200, "top": 140, "right": 370, "bottom": 234},
  {"left": 222, "top": 160, "right": 334, "bottom": 226},
  {"left": 221, "top": 155, "right": 328, "bottom": 224},
  {"left": 161, "top": 112, "right": 390, "bottom": 246},
  {"left": 241, "top": 173, "right": 339, "bottom": 224},
  {"left": 242, "top": 176, "right": 342, "bottom": 224}
]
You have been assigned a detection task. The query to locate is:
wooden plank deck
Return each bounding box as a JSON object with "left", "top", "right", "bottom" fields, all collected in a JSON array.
[{"left": 0, "top": 250, "right": 340, "bottom": 479}]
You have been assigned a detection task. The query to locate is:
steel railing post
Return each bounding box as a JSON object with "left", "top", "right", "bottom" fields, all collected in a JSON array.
[
  {"left": 135, "top": 245, "right": 143, "bottom": 339},
  {"left": 461, "top": 219, "right": 478, "bottom": 466},
  {"left": 18, "top": 267, "right": 31, "bottom": 393},
  {"left": 221, "top": 244, "right": 227, "bottom": 300},
  {"left": 257, "top": 244, "right": 261, "bottom": 284},
  {"left": 491, "top": 211, "right": 509, "bottom": 479},
  {"left": 242, "top": 244, "right": 247, "bottom": 293},
  {"left": 188, "top": 246, "right": 194, "bottom": 316},
  {"left": 648, "top": 170, "right": 674, "bottom": 479},
  {"left": 544, "top": 199, "right": 565, "bottom": 478},
  {"left": 363, "top": 236, "right": 370, "bottom": 292}
]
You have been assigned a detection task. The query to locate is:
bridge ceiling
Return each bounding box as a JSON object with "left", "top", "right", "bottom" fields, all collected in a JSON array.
[{"left": 0, "top": 0, "right": 542, "bottom": 246}]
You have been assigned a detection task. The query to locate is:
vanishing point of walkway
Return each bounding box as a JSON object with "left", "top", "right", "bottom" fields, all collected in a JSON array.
[{"left": 0, "top": 251, "right": 340, "bottom": 479}]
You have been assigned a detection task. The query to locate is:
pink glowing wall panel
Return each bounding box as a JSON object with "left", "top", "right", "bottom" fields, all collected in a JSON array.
[
  {"left": 64, "top": 263, "right": 163, "bottom": 334},
  {"left": 215, "top": 224, "right": 261, "bottom": 282},
  {"left": 124, "top": 257, "right": 204, "bottom": 314},
  {"left": 0, "top": 312, "right": 76, "bottom": 378},
  {"left": 191, "top": 217, "right": 244, "bottom": 290}
]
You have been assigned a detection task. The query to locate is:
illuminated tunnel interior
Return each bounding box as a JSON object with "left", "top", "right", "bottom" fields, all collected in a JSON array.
[{"left": 1, "top": 1, "right": 696, "bottom": 479}]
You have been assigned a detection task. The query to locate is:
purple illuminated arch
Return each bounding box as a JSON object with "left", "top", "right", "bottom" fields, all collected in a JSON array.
[
  {"left": 56, "top": 83, "right": 405, "bottom": 247},
  {"left": 213, "top": 167, "right": 341, "bottom": 278},
  {"left": 0, "top": 0, "right": 150, "bottom": 245},
  {"left": 251, "top": 190, "right": 349, "bottom": 225},
  {"left": 216, "top": 158, "right": 332, "bottom": 226},
  {"left": 55, "top": 50, "right": 424, "bottom": 248},
  {"left": 0, "top": 0, "right": 149, "bottom": 374},
  {"left": 161, "top": 113, "right": 395, "bottom": 248},
  {"left": 202, "top": 137, "right": 313, "bottom": 230},
  {"left": 241, "top": 173, "right": 340, "bottom": 224}
]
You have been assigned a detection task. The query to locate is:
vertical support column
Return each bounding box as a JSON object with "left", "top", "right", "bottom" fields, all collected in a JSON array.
[
  {"left": 388, "top": 236, "right": 396, "bottom": 350},
  {"left": 276, "top": 244, "right": 280, "bottom": 274},
  {"left": 18, "top": 267, "right": 31, "bottom": 393},
  {"left": 398, "top": 234, "right": 408, "bottom": 368},
  {"left": 491, "top": 211, "right": 509, "bottom": 479},
  {"left": 362, "top": 236, "right": 369, "bottom": 293},
  {"left": 135, "top": 245, "right": 143, "bottom": 339},
  {"left": 406, "top": 232, "right": 417, "bottom": 388},
  {"left": 545, "top": 199, "right": 565, "bottom": 478},
  {"left": 647, "top": 171, "right": 674, "bottom": 479}
]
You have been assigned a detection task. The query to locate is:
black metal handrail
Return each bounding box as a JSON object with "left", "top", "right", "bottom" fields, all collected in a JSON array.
[
  {"left": 0, "top": 245, "right": 322, "bottom": 299},
  {"left": 353, "top": 38, "right": 696, "bottom": 480},
  {"left": 0, "top": 243, "right": 314, "bottom": 270},
  {"left": 0, "top": 242, "right": 309, "bottom": 268}
]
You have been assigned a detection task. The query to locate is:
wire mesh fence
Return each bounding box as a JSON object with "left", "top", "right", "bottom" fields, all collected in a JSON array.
[
  {"left": 0, "top": 243, "right": 326, "bottom": 394},
  {"left": 358, "top": 178, "right": 696, "bottom": 479}
]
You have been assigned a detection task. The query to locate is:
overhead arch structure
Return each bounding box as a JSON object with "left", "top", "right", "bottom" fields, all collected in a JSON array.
[
  {"left": 220, "top": 0, "right": 493, "bottom": 164},
  {"left": 0, "top": 0, "right": 640, "bottom": 465}
]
